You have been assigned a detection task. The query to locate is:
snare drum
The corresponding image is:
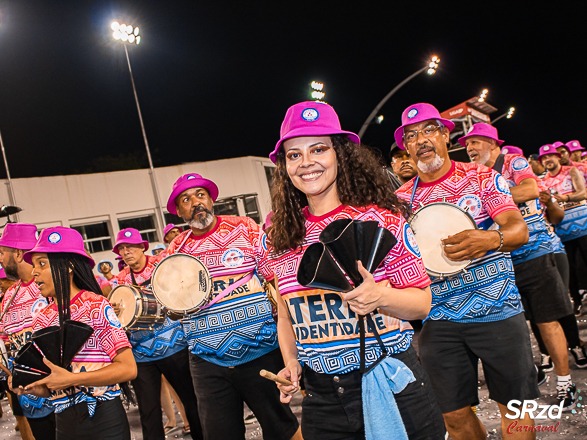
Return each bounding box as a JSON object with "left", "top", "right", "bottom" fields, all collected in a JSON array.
[
  {"left": 151, "top": 254, "right": 212, "bottom": 316},
  {"left": 409, "top": 202, "right": 478, "bottom": 279},
  {"left": 107, "top": 285, "right": 165, "bottom": 330}
]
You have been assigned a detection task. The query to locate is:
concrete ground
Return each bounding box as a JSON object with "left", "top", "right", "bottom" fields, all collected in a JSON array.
[{"left": 0, "top": 314, "right": 585, "bottom": 439}]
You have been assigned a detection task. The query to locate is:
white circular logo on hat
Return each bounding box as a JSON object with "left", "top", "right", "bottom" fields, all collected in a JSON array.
[
  {"left": 544, "top": 145, "right": 551, "bottom": 151},
  {"left": 48, "top": 232, "right": 62, "bottom": 244},
  {"left": 187, "top": 175, "right": 197, "bottom": 180},
  {"left": 407, "top": 108, "right": 419, "bottom": 119},
  {"left": 124, "top": 231, "right": 132, "bottom": 238},
  {"left": 301, "top": 108, "right": 319, "bottom": 122}
]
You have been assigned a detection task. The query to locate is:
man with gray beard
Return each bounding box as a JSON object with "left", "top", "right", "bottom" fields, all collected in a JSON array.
[
  {"left": 394, "top": 103, "right": 539, "bottom": 440},
  {"left": 162, "top": 173, "right": 301, "bottom": 440}
]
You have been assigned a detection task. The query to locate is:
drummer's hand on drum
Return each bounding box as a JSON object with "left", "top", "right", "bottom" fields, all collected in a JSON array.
[
  {"left": 341, "top": 261, "right": 383, "bottom": 316},
  {"left": 441, "top": 229, "right": 496, "bottom": 261},
  {"left": 111, "top": 301, "right": 121, "bottom": 316},
  {"left": 277, "top": 361, "right": 301, "bottom": 404}
]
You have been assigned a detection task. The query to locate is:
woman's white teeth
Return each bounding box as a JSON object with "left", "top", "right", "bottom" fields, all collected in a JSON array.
[{"left": 301, "top": 172, "right": 322, "bottom": 180}]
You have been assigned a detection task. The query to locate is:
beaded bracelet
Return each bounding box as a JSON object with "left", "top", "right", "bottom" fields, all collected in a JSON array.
[{"left": 495, "top": 229, "right": 504, "bottom": 252}]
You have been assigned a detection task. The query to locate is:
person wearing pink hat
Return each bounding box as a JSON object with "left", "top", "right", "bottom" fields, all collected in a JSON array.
[
  {"left": 12, "top": 226, "right": 136, "bottom": 438},
  {"left": 267, "top": 101, "right": 445, "bottom": 439},
  {"left": 111, "top": 227, "right": 203, "bottom": 440},
  {"left": 553, "top": 140, "right": 587, "bottom": 183},
  {"left": 566, "top": 140, "right": 586, "bottom": 163},
  {"left": 163, "top": 223, "right": 182, "bottom": 244},
  {"left": 539, "top": 144, "right": 587, "bottom": 317},
  {"left": 0, "top": 223, "right": 55, "bottom": 439},
  {"left": 464, "top": 124, "right": 582, "bottom": 408},
  {"left": 164, "top": 172, "right": 301, "bottom": 440},
  {"left": 394, "top": 104, "right": 539, "bottom": 438}
]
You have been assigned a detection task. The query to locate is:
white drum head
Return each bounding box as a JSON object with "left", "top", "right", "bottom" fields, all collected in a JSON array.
[
  {"left": 108, "top": 285, "right": 140, "bottom": 328},
  {"left": 409, "top": 203, "right": 477, "bottom": 277},
  {"left": 151, "top": 254, "right": 212, "bottom": 313}
]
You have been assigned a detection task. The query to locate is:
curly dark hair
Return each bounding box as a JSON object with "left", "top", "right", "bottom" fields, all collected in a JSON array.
[{"left": 267, "top": 135, "right": 410, "bottom": 253}]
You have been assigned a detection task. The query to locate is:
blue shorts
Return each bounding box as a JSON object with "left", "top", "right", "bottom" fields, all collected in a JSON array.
[{"left": 418, "top": 313, "right": 540, "bottom": 413}]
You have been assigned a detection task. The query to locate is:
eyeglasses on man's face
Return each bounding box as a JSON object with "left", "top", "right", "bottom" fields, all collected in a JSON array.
[{"left": 403, "top": 124, "right": 441, "bottom": 145}]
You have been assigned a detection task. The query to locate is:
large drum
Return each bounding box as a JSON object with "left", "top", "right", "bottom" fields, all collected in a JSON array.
[
  {"left": 107, "top": 285, "right": 165, "bottom": 330},
  {"left": 408, "top": 202, "right": 478, "bottom": 279},
  {"left": 151, "top": 253, "right": 213, "bottom": 316}
]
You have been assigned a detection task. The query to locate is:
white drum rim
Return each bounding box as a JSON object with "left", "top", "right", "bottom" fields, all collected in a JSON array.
[
  {"left": 151, "top": 253, "right": 212, "bottom": 313},
  {"left": 409, "top": 202, "right": 477, "bottom": 277},
  {"left": 108, "top": 284, "right": 141, "bottom": 328}
]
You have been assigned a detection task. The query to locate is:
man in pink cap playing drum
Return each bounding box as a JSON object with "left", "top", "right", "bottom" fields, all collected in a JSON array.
[
  {"left": 393, "top": 104, "right": 539, "bottom": 439},
  {"left": 111, "top": 228, "right": 203, "bottom": 440},
  {"left": 463, "top": 122, "right": 582, "bottom": 410},
  {"left": 163, "top": 173, "right": 301, "bottom": 440}
]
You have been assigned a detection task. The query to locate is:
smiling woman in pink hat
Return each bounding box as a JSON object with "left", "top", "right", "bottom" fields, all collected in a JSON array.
[
  {"left": 13, "top": 226, "right": 137, "bottom": 439},
  {"left": 267, "top": 101, "right": 445, "bottom": 439}
]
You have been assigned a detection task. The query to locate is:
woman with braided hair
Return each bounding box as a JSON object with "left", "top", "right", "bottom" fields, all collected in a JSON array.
[{"left": 10, "top": 226, "right": 137, "bottom": 439}]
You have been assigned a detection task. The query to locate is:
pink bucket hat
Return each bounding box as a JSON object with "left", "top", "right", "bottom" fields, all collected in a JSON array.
[
  {"left": 566, "top": 140, "right": 585, "bottom": 152},
  {"left": 537, "top": 144, "right": 561, "bottom": 160},
  {"left": 23, "top": 226, "right": 94, "bottom": 266},
  {"left": 394, "top": 103, "right": 455, "bottom": 150},
  {"left": 163, "top": 223, "right": 181, "bottom": 237},
  {"left": 0, "top": 223, "right": 39, "bottom": 250},
  {"left": 458, "top": 122, "right": 504, "bottom": 147},
  {"left": 112, "top": 228, "right": 149, "bottom": 255},
  {"left": 269, "top": 101, "right": 360, "bottom": 163},
  {"left": 552, "top": 141, "right": 566, "bottom": 149},
  {"left": 166, "top": 173, "right": 219, "bottom": 215},
  {"left": 501, "top": 145, "right": 524, "bottom": 155}
]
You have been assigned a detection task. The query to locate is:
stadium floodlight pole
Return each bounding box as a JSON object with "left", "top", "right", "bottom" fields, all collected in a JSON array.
[
  {"left": 358, "top": 55, "right": 440, "bottom": 138},
  {"left": 111, "top": 21, "right": 166, "bottom": 230},
  {"left": 492, "top": 107, "right": 516, "bottom": 124},
  {"left": 0, "top": 130, "right": 18, "bottom": 218}
]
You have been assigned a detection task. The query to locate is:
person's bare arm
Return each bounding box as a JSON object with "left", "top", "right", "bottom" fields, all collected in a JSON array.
[
  {"left": 442, "top": 209, "right": 528, "bottom": 261},
  {"left": 509, "top": 178, "right": 539, "bottom": 204}
]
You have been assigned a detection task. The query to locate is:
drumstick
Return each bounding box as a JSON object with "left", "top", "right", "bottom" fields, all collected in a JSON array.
[{"left": 259, "top": 369, "right": 292, "bottom": 386}]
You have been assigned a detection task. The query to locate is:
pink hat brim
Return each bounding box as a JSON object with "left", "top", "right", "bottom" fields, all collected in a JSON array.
[
  {"left": 166, "top": 177, "right": 219, "bottom": 215},
  {"left": 112, "top": 240, "right": 149, "bottom": 256},
  {"left": 393, "top": 118, "right": 455, "bottom": 150},
  {"left": 269, "top": 128, "right": 360, "bottom": 163}
]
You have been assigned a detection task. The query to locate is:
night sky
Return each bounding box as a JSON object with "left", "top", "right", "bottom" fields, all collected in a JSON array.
[{"left": 0, "top": 1, "right": 586, "bottom": 178}]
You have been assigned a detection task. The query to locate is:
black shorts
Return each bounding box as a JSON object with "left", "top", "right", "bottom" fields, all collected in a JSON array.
[
  {"left": 418, "top": 314, "right": 540, "bottom": 413},
  {"left": 513, "top": 253, "right": 573, "bottom": 323},
  {"left": 7, "top": 389, "right": 24, "bottom": 417}
]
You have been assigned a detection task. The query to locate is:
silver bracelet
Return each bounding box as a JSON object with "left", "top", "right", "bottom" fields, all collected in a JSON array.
[{"left": 495, "top": 229, "right": 504, "bottom": 252}]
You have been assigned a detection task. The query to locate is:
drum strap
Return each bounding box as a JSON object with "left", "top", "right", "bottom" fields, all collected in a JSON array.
[
  {"left": 200, "top": 272, "right": 254, "bottom": 310},
  {"left": 492, "top": 154, "right": 505, "bottom": 173},
  {"left": 359, "top": 313, "right": 388, "bottom": 374}
]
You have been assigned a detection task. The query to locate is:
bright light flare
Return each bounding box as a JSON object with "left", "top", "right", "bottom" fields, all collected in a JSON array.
[
  {"left": 506, "top": 107, "right": 515, "bottom": 119},
  {"left": 111, "top": 20, "right": 141, "bottom": 45},
  {"left": 426, "top": 55, "right": 440, "bottom": 75}
]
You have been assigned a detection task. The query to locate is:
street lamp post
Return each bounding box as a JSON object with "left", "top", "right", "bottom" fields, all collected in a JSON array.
[
  {"left": 111, "top": 21, "right": 166, "bottom": 231},
  {"left": 357, "top": 56, "right": 440, "bottom": 138},
  {"left": 492, "top": 107, "right": 516, "bottom": 124}
]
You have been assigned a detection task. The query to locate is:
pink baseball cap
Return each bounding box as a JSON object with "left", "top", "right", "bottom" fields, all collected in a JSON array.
[
  {"left": 458, "top": 122, "right": 504, "bottom": 147},
  {"left": 394, "top": 103, "right": 455, "bottom": 150},
  {"left": 269, "top": 101, "right": 360, "bottom": 163},
  {"left": 537, "top": 144, "right": 561, "bottom": 160},
  {"left": 23, "top": 226, "right": 94, "bottom": 266},
  {"left": 501, "top": 145, "right": 524, "bottom": 155},
  {"left": 0, "top": 223, "right": 39, "bottom": 250},
  {"left": 566, "top": 140, "right": 585, "bottom": 152},
  {"left": 112, "top": 228, "right": 149, "bottom": 255},
  {"left": 166, "top": 173, "right": 219, "bottom": 215}
]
